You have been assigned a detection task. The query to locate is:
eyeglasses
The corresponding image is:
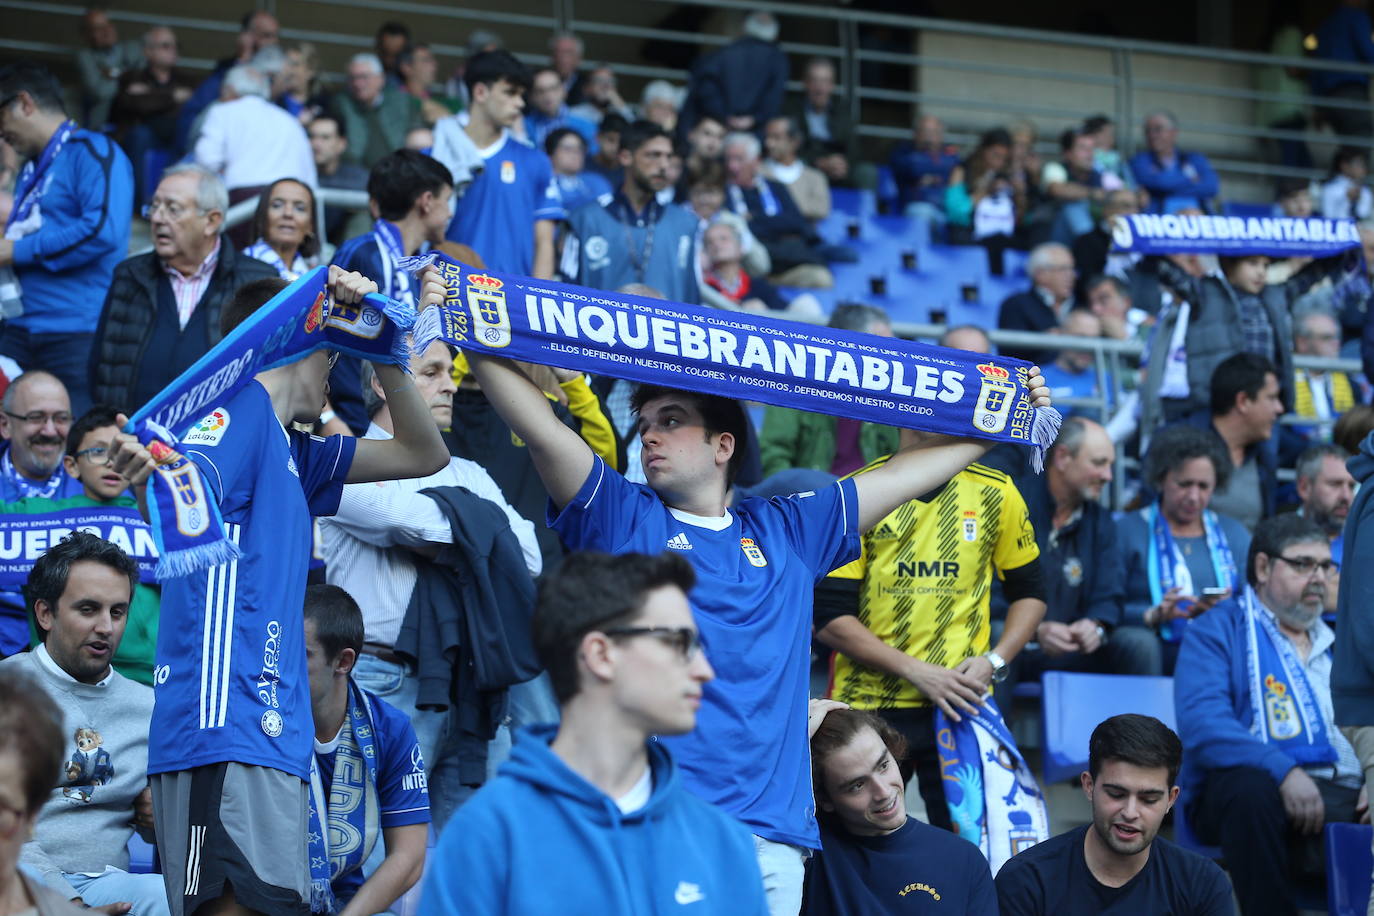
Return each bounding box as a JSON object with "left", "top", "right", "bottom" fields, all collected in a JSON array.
[
  {"left": 75, "top": 445, "right": 110, "bottom": 462},
  {"left": 142, "top": 199, "right": 206, "bottom": 221},
  {"left": 602, "top": 626, "right": 703, "bottom": 661},
  {"left": 1273, "top": 555, "right": 1336, "bottom": 577},
  {"left": 4, "top": 410, "right": 72, "bottom": 427}
]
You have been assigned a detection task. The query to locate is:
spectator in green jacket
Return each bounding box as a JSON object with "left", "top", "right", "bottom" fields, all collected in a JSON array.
[
  {"left": 758, "top": 304, "right": 900, "bottom": 477},
  {"left": 331, "top": 53, "right": 421, "bottom": 169}
]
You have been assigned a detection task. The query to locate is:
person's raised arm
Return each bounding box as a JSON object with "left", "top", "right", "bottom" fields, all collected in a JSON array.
[
  {"left": 852, "top": 371, "right": 1048, "bottom": 532},
  {"left": 465, "top": 352, "right": 595, "bottom": 510},
  {"left": 532, "top": 220, "right": 556, "bottom": 280},
  {"left": 346, "top": 267, "right": 451, "bottom": 483},
  {"left": 337, "top": 823, "right": 427, "bottom": 916}
]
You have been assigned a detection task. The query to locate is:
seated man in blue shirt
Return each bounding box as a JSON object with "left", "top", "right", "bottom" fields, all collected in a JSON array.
[
  {"left": 463, "top": 350, "right": 1051, "bottom": 914},
  {"left": 1038, "top": 309, "right": 1108, "bottom": 419},
  {"left": 303, "top": 584, "right": 429, "bottom": 916},
  {"left": 889, "top": 114, "right": 960, "bottom": 221},
  {"left": 1128, "top": 111, "right": 1218, "bottom": 214},
  {"left": 803, "top": 703, "right": 996, "bottom": 914},
  {"left": 996, "top": 714, "right": 1232, "bottom": 915},
  {"left": 422, "top": 551, "right": 768, "bottom": 915}
]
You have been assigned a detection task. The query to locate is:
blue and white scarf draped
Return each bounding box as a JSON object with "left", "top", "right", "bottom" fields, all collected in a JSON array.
[
  {"left": 406, "top": 253, "right": 1063, "bottom": 468},
  {"left": 125, "top": 266, "right": 416, "bottom": 578},
  {"left": 1145, "top": 504, "right": 1238, "bottom": 642},
  {"left": 1241, "top": 587, "right": 1337, "bottom": 767},
  {"left": 0, "top": 451, "right": 67, "bottom": 500},
  {"left": 373, "top": 220, "right": 417, "bottom": 307},
  {"left": 243, "top": 240, "right": 309, "bottom": 281},
  {"left": 5, "top": 119, "right": 75, "bottom": 240},
  {"left": 935, "top": 699, "right": 1050, "bottom": 872},
  {"left": 727, "top": 177, "right": 780, "bottom": 219},
  {"left": 307, "top": 680, "right": 380, "bottom": 914}
]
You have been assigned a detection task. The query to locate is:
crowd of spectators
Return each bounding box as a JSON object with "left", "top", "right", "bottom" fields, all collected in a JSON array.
[{"left": 3, "top": 4, "right": 1374, "bottom": 916}]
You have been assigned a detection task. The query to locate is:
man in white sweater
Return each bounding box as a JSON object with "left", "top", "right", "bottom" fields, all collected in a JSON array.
[{"left": 0, "top": 532, "right": 164, "bottom": 915}]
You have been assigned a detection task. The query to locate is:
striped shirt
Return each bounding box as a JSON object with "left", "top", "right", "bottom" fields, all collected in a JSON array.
[{"left": 160, "top": 239, "right": 221, "bottom": 330}]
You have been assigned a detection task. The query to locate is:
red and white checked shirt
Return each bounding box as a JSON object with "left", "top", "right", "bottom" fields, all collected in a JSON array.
[{"left": 160, "top": 239, "right": 221, "bottom": 330}]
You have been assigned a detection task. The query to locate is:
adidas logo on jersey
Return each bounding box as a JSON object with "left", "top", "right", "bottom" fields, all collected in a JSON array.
[
  {"left": 666, "top": 532, "right": 694, "bottom": 550},
  {"left": 874, "top": 523, "right": 898, "bottom": 539}
]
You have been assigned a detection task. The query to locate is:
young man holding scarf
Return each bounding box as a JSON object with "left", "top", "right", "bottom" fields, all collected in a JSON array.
[
  {"left": 303, "top": 585, "right": 428, "bottom": 916},
  {"left": 331, "top": 149, "right": 454, "bottom": 434},
  {"left": 463, "top": 349, "right": 1050, "bottom": 915},
  {"left": 109, "top": 265, "right": 450, "bottom": 916},
  {"left": 0, "top": 63, "right": 132, "bottom": 414},
  {"left": 1176, "top": 513, "right": 1367, "bottom": 916}
]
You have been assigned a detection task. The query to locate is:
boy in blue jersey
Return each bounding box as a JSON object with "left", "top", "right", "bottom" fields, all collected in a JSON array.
[
  {"left": 303, "top": 584, "right": 428, "bottom": 916},
  {"left": 423, "top": 550, "right": 768, "bottom": 916},
  {"left": 329, "top": 149, "right": 454, "bottom": 434},
  {"left": 464, "top": 351, "right": 1051, "bottom": 915},
  {"left": 109, "top": 266, "right": 450, "bottom": 916},
  {"left": 432, "top": 50, "right": 563, "bottom": 278}
]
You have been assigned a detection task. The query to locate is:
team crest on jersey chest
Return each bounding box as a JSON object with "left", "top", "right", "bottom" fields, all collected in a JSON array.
[
  {"left": 963, "top": 510, "right": 978, "bottom": 541},
  {"left": 740, "top": 537, "right": 767, "bottom": 567}
]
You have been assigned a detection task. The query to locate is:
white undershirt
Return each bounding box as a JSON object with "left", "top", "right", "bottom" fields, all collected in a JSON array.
[{"left": 614, "top": 766, "right": 653, "bottom": 814}]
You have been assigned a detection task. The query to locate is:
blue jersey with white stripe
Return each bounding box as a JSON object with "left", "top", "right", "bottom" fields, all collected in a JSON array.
[
  {"left": 149, "top": 382, "right": 356, "bottom": 781},
  {"left": 445, "top": 132, "right": 564, "bottom": 276},
  {"left": 549, "top": 457, "right": 859, "bottom": 849}
]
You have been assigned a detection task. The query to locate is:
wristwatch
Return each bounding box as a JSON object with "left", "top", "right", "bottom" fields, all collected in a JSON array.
[{"left": 983, "top": 651, "right": 1009, "bottom": 683}]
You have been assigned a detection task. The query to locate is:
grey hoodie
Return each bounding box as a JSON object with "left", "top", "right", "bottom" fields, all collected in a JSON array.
[{"left": 1334, "top": 430, "right": 1374, "bottom": 725}]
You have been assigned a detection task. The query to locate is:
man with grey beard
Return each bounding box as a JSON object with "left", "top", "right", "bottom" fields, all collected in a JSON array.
[{"left": 1175, "top": 513, "right": 1366, "bottom": 916}]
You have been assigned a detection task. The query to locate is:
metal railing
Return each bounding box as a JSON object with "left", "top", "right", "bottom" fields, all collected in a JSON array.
[{"left": 5, "top": 0, "right": 1373, "bottom": 199}]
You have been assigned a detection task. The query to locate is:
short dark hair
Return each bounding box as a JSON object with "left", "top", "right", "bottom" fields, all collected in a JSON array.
[
  {"left": 0, "top": 62, "right": 65, "bottom": 114},
  {"left": 1082, "top": 114, "right": 1113, "bottom": 134},
  {"left": 0, "top": 669, "right": 67, "bottom": 813},
  {"left": 1085, "top": 274, "right": 1127, "bottom": 298},
  {"left": 308, "top": 114, "right": 344, "bottom": 138},
  {"left": 303, "top": 584, "right": 364, "bottom": 664},
  {"left": 810, "top": 708, "right": 910, "bottom": 819},
  {"left": 620, "top": 119, "right": 669, "bottom": 155},
  {"left": 464, "top": 48, "right": 531, "bottom": 96},
  {"left": 368, "top": 149, "right": 454, "bottom": 222},
  {"left": 629, "top": 385, "right": 750, "bottom": 485},
  {"left": 533, "top": 551, "right": 695, "bottom": 703},
  {"left": 1277, "top": 176, "right": 1310, "bottom": 201},
  {"left": 221, "top": 277, "right": 289, "bottom": 336},
  {"left": 597, "top": 113, "right": 629, "bottom": 138},
  {"left": 249, "top": 178, "right": 320, "bottom": 260},
  {"left": 1333, "top": 145, "right": 1368, "bottom": 176},
  {"left": 1143, "top": 423, "right": 1231, "bottom": 492},
  {"left": 66, "top": 405, "right": 123, "bottom": 456},
  {"left": 1088, "top": 714, "right": 1182, "bottom": 787},
  {"left": 544, "top": 126, "right": 586, "bottom": 157},
  {"left": 27, "top": 532, "right": 139, "bottom": 615},
  {"left": 1247, "top": 512, "right": 1328, "bottom": 587},
  {"left": 1209, "top": 352, "right": 1277, "bottom": 417},
  {"left": 376, "top": 20, "right": 411, "bottom": 41},
  {"left": 1059, "top": 127, "right": 1088, "bottom": 153}
]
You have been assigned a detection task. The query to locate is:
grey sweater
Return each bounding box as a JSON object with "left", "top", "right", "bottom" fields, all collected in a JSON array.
[{"left": 0, "top": 647, "right": 153, "bottom": 898}]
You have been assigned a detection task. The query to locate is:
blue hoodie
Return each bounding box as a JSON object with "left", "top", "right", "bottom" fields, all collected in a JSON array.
[
  {"left": 11, "top": 128, "right": 132, "bottom": 335},
  {"left": 1335, "top": 431, "right": 1374, "bottom": 726},
  {"left": 421, "top": 724, "right": 768, "bottom": 916}
]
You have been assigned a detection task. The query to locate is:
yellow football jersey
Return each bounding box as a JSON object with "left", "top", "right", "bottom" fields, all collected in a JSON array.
[{"left": 828, "top": 459, "right": 1039, "bottom": 709}]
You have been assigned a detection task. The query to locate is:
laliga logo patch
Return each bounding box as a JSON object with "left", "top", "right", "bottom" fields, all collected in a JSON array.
[
  {"left": 962, "top": 510, "right": 977, "bottom": 542},
  {"left": 740, "top": 537, "right": 767, "bottom": 568},
  {"left": 500, "top": 160, "right": 516, "bottom": 183},
  {"left": 972, "top": 363, "right": 1016, "bottom": 434},
  {"left": 182, "top": 408, "right": 230, "bottom": 446},
  {"left": 1110, "top": 215, "right": 1133, "bottom": 249},
  {"left": 466, "top": 274, "right": 512, "bottom": 348},
  {"left": 1263, "top": 674, "right": 1301, "bottom": 741},
  {"left": 149, "top": 441, "right": 210, "bottom": 537},
  {"left": 261, "top": 709, "right": 284, "bottom": 738}
]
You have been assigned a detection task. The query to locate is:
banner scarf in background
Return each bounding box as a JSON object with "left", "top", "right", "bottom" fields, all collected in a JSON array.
[
  {"left": 404, "top": 253, "right": 1062, "bottom": 465},
  {"left": 1110, "top": 214, "right": 1363, "bottom": 260},
  {"left": 935, "top": 699, "right": 1050, "bottom": 872},
  {"left": 124, "top": 266, "right": 416, "bottom": 578},
  {"left": 0, "top": 497, "right": 157, "bottom": 591}
]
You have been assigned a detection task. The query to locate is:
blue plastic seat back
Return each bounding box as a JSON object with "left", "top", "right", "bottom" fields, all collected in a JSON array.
[
  {"left": 1040, "top": 671, "right": 1176, "bottom": 784},
  {"left": 1329, "top": 822, "right": 1374, "bottom": 916}
]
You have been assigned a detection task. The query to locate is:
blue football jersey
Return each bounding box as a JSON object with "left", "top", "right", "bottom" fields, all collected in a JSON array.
[
  {"left": 149, "top": 382, "right": 356, "bottom": 781},
  {"left": 446, "top": 132, "right": 564, "bottom": 276},
  {"left": 550, "top": 457, "right": 859, "bottom": 849},
  {"left": 317, "top": 686, "right": 431, "bottom": 903}
]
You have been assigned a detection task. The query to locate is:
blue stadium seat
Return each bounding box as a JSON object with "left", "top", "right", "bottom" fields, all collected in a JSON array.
[
  {"left": 829, "top": 188, "right": 874, "bottom": 218},
  {"left": 1172, "top": 791, "right": 1221, "bottom": 860},
  {"left": 1328, "top": 822, "right": 1374, "bottom": 916},
  {"left": 875, "top": 165, "right": 900, "bottom": 214},
  {"left": 127, "top": 832, "right": 157, "bottom": 874},
  {"left": 1039, "top": 671, "right": 1175, "bottom": 783},
  {"left": 1221, "top": 200, "right": 1274, "bottom": 219}
]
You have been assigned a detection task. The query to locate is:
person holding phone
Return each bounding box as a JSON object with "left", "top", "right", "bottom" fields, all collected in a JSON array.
[{"left": 1119, "top": 425, "right": 1250, "bottom": 674}]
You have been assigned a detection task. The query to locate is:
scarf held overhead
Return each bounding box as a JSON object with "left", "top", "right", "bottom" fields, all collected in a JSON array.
[
  {"left": 1111, "top": 214, "right": 1363, "bottom": 259},
  {"left": 125, "top": 266, "right": 417, "bottom": 579},
  {"left": 407, "top": 253, "right": 1061, "bottom": 466}
]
